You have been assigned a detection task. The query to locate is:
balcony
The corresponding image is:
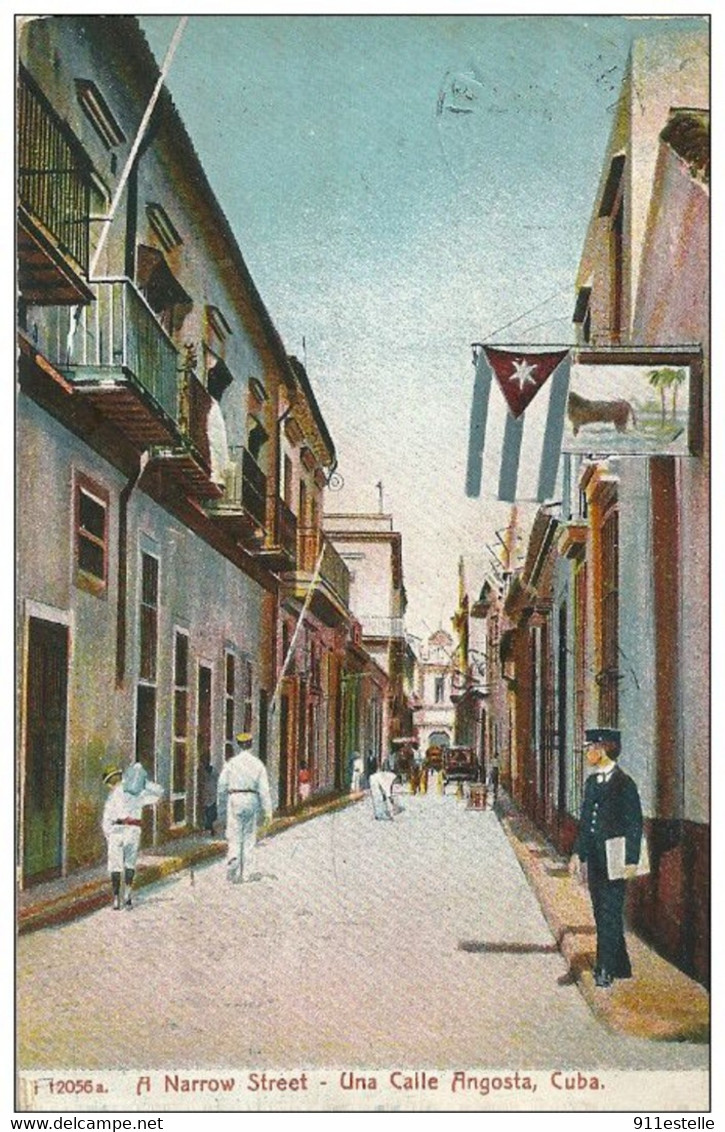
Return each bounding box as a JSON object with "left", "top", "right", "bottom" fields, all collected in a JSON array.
[
  {"left": 282, "top": 530, "right": 350, "bottom": 626},
  {"left": 27, "top": 277, "right": 221, "bottom": 500},
  {"left": 320, "top": 537, "right": 350, "bottom": 608},
  {"left": 253, "top": 499, "right": 297, "bottom": 572},
  {"left": 557, "top": 521, "right": 589, "bottom": 562},
  {"left": 17, "top": 68, "right": 94, "bottom": 306},
  {"left": 278, "top": 501, "right": 298, "bottom": 561},
  {"left": 206, "top": 446, "right": 267, "bottom": 539},
  {"left": 30, "top": 277, "right": 180, "bottom": 445},
  {"left": 148, "top": 369, "right": 222, "bottom": 501},
  {"left": 358, "top": 615, "right": 406, "bottom": 640}
]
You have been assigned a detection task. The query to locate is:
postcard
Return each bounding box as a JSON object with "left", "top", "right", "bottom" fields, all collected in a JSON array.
[{"left": 15, "top": 10, "right": 711, "bottom": 1118}]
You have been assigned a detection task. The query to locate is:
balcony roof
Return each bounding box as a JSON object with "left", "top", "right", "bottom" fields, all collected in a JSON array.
[{"left": 17, "top": 214, "right": 94, "bottom": 305}]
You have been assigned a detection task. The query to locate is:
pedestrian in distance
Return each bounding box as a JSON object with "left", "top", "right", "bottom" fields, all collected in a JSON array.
[
  {"left": 101, "top": 762, "right": 164, "bottom": 910},
  {"left": 569, "top": 727, "right": 645, "bottom": 989},
  {"left": 202, "top": 760, "right": 219, "bottom": 835},
  {"left": 488, "top": 756, "right": 500, "bottom": 805},
  {"left": 298, "top": 761, "right": 311, "bottom": 801},
  {"left": 369, "top": 761, "right": 397, "bottom": 821},
  {"left": 350, "top": 752, "right": 363, "bottom": 793},
  {"left": 217, "top": 732, "right": 273, "bottom": 883}
]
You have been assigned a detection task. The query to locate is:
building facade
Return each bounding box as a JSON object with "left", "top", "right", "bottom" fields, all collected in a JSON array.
[
  {"left": 412, "top": 630, "right": 457, "bottom": 755},
  {"left": 489, "top": 31, "right": 709, "bottom": 984},
  {"left": 274, "top": 357, "right": 351, "bottom": 808},
  {"left": 323, "top": 513, "right": 414, "bottom": 765},
  {"left": 16, "top": 16, "right": 352, "bottom": 884}
]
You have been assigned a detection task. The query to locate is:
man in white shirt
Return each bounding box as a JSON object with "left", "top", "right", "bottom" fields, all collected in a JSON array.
[
  {"left": 102, "top": 763, "right": 164, "bottom": 910},
  {"left": 217, "top": 732, "right": 273, "bottom": 883},
  {"left": 369, "top": 763, "right": 397, "bottom": 821}
]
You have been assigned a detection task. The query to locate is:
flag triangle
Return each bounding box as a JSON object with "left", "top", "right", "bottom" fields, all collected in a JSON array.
[{"left": 484, "top": 347, "right": 570, "bottom": 419}]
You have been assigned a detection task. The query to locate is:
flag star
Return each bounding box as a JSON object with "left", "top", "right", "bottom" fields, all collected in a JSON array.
[{"left": 509, "top": 358, "right": 538, "bottom": 388}]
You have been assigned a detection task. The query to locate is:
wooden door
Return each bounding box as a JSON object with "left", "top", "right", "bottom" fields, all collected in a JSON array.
[{"left": 23, "top": 618, "right": 69, "bottom": 884}]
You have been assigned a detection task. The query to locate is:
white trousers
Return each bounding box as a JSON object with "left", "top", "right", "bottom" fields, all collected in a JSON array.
[
  {"left": 370, "top": 785, "right": 393, "bottom": 820},
  {"left": 225, "top": 795, "right": 259, "bottom": 881},
  {"left": 106, "top": 826, "right": 141, "bottom": 874}
]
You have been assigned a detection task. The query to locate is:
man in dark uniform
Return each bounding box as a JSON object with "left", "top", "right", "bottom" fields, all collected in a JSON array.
[{"left": 570, "top": 728, "right": 643, "bottom": 989}]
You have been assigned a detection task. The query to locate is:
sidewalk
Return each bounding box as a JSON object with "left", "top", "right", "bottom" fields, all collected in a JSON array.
[
  {"left": 496, "top": 792, "right": 709, "bottom": 1044},
  {"left": 18, "top": 791, "right": 363, "bottom": 935}
]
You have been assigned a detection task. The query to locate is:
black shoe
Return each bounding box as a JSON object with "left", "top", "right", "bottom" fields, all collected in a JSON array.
[
  {"left": 594, "top": 970, "right": 614, "bottom": 988},
  {"left": 124, "top": 894, "right": 133, "bottom": 909}
]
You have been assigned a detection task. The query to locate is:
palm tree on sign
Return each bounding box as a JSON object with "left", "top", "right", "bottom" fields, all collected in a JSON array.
[
  {"left": 668, "top": 368, "right": 686, "bottom": 419},
  {"left": 648, "top": 367, "right": 685, "bottom": 424}
]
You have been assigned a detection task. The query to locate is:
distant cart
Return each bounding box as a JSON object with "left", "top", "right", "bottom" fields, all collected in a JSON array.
[{"left": 442, "top": 745, "right": 480, "bottom": 787}]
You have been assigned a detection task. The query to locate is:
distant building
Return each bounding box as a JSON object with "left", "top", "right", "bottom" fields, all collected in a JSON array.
[
  {"left": 274, "top": 357, "right": 350, "bottom": 808},
  {"left": 411, "top": 629, "right": 457, "bottom": 755},
  {"left": 323, "top": 513, "right": 414, "bottom": 760},
  {"left": 451, "top": 559, "right": 490, "bottom": 772},
  {"left": 340, "top": 616, "right": 388, "bottom": 784}
]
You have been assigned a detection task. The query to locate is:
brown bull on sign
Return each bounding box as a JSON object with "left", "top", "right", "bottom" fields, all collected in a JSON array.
[{"left": 568, "top": 390, "right": 637, "bottom": 436}]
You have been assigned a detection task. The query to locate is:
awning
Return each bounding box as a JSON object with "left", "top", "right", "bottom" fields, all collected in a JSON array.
[
  {"left": 206, "top": 350, "right": 234, "bottom": 400},
  {"left": 136, "top": 244, "right": 191, "bottom": 311}
]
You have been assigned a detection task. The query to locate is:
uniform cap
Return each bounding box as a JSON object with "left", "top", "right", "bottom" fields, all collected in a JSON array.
[
  {"left": 584, "top": 728, "right": 621, "bottom": 753},
  {"left": 235, "top": 732, "right": 253, "bottom": 748}
]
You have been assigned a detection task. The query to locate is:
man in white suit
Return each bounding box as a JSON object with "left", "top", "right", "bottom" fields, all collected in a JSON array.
[{"left": 217, "top": 732, "right": 273, "bottom": 883}]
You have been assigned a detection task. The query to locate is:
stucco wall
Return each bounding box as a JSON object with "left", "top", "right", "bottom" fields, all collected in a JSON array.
[
  {"left": 614, "top": 459, "right": 658, "bottom": 816},
  {"left": 335, "top": 539, "right": 393, "bottom": 622},
  {"left": 18, "top": 397, "right": 267, "bottom": 871}
]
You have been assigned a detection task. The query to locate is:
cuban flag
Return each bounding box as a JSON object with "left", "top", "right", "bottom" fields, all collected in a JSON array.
[{"left": 466, "top": 345, "right": 571, "bottom": 502}]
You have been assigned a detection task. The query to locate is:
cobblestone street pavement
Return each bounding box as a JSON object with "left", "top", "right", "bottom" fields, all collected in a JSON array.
[{"left": 18, "top": 795, "right": 709, "bottom": 1072}]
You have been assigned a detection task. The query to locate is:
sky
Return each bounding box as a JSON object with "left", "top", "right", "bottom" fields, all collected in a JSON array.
[{"left": 138, "top": 12, "right": 708, "bottom": 643}]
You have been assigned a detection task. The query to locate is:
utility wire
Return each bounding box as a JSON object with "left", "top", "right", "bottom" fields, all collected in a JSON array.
[{"left": 479, "top": 285, "right": 571, "bottom": 344}]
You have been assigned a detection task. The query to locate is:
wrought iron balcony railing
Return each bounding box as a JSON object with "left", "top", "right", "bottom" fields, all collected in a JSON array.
[
  {"left": 277, "top": 500, "right": 298, "bottom": 559},
  {"left": 358, "top": 615, "right": 406, "bottom": 639},
  {"left": 179, "top": 368, "right": 213, "bottom": 471},
  {"left": 296, "top": 528, "right": 350, "bottom": 607},
  {"left": 213, "top": 446, "right": 267, "bottom": 529},
  {"left": 18, "top": 68, "right": 92, "bottom": 279},
  {"left": 320, "top": 536, "right": 350, "bottom": 607},
  {"left": 30, "top": 277, "right": 180, "bottom": 426}
]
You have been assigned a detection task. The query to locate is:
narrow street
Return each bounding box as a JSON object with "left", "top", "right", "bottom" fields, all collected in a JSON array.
[{"left": 18, "top": 795, "right": 707, "bottom": 1074}]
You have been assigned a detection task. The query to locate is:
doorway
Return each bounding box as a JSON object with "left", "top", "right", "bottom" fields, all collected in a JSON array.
[
  {"left": 23, "top": 617, "right": 69, "bottom": 884},
  {"left": 196, "top": 663, "right": 213, "bottom": 826}
]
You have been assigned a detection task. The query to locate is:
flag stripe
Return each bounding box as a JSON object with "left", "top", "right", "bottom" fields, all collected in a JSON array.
[
  {"left": 516, "top": 377, "right": 553, "bottom": 500},
  {"left": 498, "top": 411, "right": 525, "bottom": 502},
  {"left": 537, "top": 356, "right": 571, "bottom": 501},
  {"left": 465, "top": 355, "right": 494, "bottom": 498}
]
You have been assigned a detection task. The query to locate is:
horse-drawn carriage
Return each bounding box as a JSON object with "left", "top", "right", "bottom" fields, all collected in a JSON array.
[{"left": 442, "top": 746, "right": 480, "bottom": 786}]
